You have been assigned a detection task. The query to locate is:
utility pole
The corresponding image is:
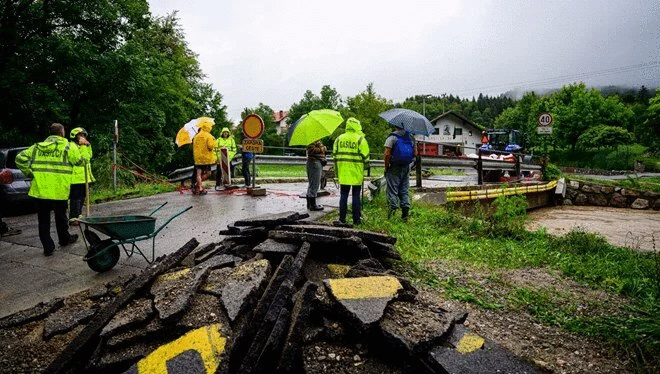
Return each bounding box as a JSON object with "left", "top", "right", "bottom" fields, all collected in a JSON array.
[{"left": 418, "top": 95, "right": 432, "bottom": 188}]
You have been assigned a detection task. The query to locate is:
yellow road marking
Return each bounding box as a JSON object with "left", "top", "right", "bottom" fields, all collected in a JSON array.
[
  {"left": 136, "top": 324, "right": 226, "bottom": 373},
  {"left": 155, "top": 268, "right": 191, "bottom": 282},
  {"left": 456, "top": 333, "right": 485, "bottom": 354},
  {"left": 327, "top": 264, "right": 351, "bottom": 277},
  {"left": 327, "top": 276, "right": 402, "bottom": 300}
]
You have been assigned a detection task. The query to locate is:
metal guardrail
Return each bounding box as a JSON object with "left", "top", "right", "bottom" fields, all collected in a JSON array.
[{"left": 167, "top": 155, "right": 541, "bottom": 183}]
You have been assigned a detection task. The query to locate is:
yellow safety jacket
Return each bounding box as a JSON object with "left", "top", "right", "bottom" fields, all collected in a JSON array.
[
  {"left": 15, "top": 135, "right": 82, "bottom": 200},
  {"left": 333, "top": 118, "right": 370, "bottom": 186},
  {"left": 215, "top": 129, "right": 237, "bottom": 162},
  {"left": 71, "top": 145, "right": 95, "bottom": 184}
]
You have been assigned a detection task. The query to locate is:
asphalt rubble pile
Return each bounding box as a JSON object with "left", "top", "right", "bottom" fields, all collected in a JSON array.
[{"left": 0, "top": 211, "right": 542, "bottom": 374}]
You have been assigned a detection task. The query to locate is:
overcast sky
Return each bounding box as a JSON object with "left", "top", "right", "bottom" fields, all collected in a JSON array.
[{"left": 147, "top": 0, "right": 660, "bottom": 123}]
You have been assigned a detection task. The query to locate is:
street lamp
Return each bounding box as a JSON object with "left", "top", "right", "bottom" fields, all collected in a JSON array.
[{"left": 422, "top": 94, "right": 432, "bottom": 118}]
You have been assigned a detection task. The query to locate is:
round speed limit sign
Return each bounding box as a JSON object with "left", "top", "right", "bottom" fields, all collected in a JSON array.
[{"left": 538, "top": 112, "right": 553, "bottom": 127}]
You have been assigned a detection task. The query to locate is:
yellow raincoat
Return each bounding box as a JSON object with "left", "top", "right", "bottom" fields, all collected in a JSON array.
[{"left": 193, "top": 120, "right": 216, "bottom": 165}]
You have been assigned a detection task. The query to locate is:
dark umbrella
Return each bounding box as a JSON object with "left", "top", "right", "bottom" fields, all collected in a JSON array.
[{"left": 379, "top": 108, "right": 434, "bottom": 136}]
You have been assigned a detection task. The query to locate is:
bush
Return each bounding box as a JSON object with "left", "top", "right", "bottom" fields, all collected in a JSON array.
[
  {"left": 639, "top": 156, "right": 660, "bottom": 172},
  {"left": 543, "top": 163, "right": 561, "bottom": 181},
  {"left": 489, "top": 194, "right": 527, "bottom": 237},
  {"left": 550, "top": 144, "right": 648, "bottom": 170}
]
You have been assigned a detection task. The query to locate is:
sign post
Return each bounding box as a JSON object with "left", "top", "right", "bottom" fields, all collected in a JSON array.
[
  {"left": 537, "top": 112, "right": 553, "bottom": 166},
  {"left": 241, "top": 114, "right": 266, "bottom": 196},
  {"left": 113, "top": 120, "right": 118, "bottom": 191},
  {"left": 537, "top": 112, "right": 553, "bottom": 134}
]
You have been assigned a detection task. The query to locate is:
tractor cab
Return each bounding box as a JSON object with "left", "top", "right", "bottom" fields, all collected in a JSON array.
[{"left": 480, "top": 129, "right": 528, "bottom": 153}]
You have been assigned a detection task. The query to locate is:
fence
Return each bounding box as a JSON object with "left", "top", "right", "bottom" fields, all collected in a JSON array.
[{"left": 167, "top": 154, "right": 541, "bottom": 184}]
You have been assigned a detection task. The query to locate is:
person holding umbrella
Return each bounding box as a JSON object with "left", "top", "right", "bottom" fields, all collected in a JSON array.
[
  {"left": 305, "top": 139, "right": 327, "bottom": 211},
  {"left": 378, "top": 108, "right": 432, "bottom": 221},
  {"left": 384, "top": 123, "right": 417, "bottom": 221},
  {"left": 192, "top": 118, "right": 216, "bottom": 195},
  {"left": 333, "top": 118, "right": 370, "bottom": 225},
  {"left": 288, "top": 109, "right": 344, "bottom": 211}
]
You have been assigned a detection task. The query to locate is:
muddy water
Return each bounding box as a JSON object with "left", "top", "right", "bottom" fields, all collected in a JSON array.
[{"left": 526, "top": 205, "right": 660, "bottom": 252}]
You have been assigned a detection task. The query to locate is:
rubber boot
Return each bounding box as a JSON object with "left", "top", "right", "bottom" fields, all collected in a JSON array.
[
  {"left": 402, "top": 207, "right": 410, "bottom": 222},
  {"left": 310, "top": 197, "right": 324, "bottom": 211},
  {"left": 306, "top": 197, "right": 311, "bottom": 210}
]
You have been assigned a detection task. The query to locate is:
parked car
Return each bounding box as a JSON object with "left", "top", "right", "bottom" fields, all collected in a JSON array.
[{"left": 0, "top": 147, "right": 33, "bottom": 212}]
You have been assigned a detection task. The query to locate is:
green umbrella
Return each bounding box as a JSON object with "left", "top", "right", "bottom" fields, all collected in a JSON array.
[{"left": 287, "top": 109, "right": 344, "bottom": 146}]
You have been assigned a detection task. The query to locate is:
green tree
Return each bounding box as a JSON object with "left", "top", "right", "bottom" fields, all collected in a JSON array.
[
  {"left": 646, "top": 91, "right": 660, "bottom": 151},
  {"left": 287, "top": 85, "right": 342, "bottom": 126},
  {"left": 551, "top": 84, "right": 632, "bottom": 151},
  {"left": 0, "top": 3, "right": 229, "bottom": 175},
  {"left": 343, "top": 83, "right": 393, "bottom": 155},
  {"left": 577, "top": 125, "right": 633, "bottom": 149}
]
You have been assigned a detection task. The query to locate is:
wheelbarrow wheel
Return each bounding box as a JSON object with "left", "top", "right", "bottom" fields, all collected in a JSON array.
[{"left": 87, "top": 239, "right": 120, "bottom": 273}]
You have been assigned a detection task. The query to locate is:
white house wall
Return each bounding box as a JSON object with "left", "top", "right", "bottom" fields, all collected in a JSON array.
[{"left": 417, "top": 116, "right": 483, "bottom": 153}]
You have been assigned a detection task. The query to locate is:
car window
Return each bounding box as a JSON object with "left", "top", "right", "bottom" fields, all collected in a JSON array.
[{"left": 6, "top": 149, "right": 22, "bottom": 169}]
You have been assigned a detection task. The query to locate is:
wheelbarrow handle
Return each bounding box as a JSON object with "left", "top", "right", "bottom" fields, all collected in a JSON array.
[
  {"left": 151, "top": 205, "right": 193, "bottom": 236},
  {"left": 148, "top": 202, "right": 168, "bottom": 216}
]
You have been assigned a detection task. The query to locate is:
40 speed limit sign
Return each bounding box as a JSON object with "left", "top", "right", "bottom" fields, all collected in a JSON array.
[
  {"left": 537, "top": 112, "right": 553, "bottom": 127},
  {"left": 537, "top": 112, "right": 553, "bottom": 134}
]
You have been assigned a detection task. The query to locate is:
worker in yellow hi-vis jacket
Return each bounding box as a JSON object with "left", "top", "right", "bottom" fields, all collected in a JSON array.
[{"left": 16, "top": 123, "right": 83, "bottom": 256}]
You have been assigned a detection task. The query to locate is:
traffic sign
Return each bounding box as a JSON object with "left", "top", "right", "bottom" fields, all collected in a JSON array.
[
  {"left": 537, "top": 112, "right": 553, "bottom": 127},
  {"left": 242, "top": 114, "right": 264, "bottom": 139},
  {"left": 242, "top": 139, "right": 264, "bottom": 153},
  {"left": 537, "top": 127, "right": 553, "bottom": 134}
]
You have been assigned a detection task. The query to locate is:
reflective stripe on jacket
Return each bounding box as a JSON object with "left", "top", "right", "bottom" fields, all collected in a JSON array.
[
  {"left": 15, "top": 135, "right": 82, "bottom": 200},
  {"left": 333, "top": 118, "right": 369, "bottom": 186},
  {"left": 71, "top": 145, "right": 95, "bottom": 184}
]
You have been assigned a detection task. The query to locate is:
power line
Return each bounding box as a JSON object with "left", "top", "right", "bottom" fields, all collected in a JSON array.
[{"left": 454, "top": 62, "right": 660, "bottom": 96}]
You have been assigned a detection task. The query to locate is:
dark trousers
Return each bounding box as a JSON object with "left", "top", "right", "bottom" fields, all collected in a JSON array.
[
  {"left": 69, "top": 183, "right": 86, "bottom": 220},
  {"left": 339, "top": 185, "right": 361, "bottom": 223},
  {"left": 190, "top": 165, "right": 197, "bottom": 189},
  {"left": 36, "top": 199, "right": 70, "bottom": 254},
  {"left": 242, "top": 155, "right": 251, "bottom": 186},
  {"left": 0, "top": 215, "right": 7, "bottom": 235}
]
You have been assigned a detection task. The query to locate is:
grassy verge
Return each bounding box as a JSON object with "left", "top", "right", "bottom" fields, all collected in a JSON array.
[{"left": 348, "top": 194, "right": 660, "bottom": 372}]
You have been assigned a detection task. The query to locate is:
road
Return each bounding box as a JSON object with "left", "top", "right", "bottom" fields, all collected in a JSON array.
[{"left": 0, "top": 183, "right": 335, "bottom": 318}]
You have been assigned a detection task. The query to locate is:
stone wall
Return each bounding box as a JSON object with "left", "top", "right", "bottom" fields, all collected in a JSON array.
[
  {"left": 560, "top": 167, "right": 632, "bottom": 176},
  {"left": 564, "top": 179, "right": 660, "bottom": 210}
]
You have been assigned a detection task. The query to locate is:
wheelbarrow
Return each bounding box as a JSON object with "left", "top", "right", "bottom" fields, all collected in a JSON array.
[{"left": 77, "top": 202, "right": 192, "bottom": 272}]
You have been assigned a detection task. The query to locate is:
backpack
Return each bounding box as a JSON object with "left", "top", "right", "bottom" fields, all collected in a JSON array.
[{"left": 390, "top": 132, "right": 415, "bottom": 165}]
